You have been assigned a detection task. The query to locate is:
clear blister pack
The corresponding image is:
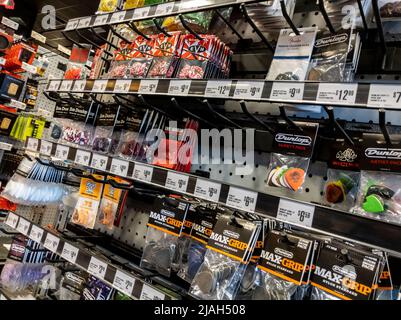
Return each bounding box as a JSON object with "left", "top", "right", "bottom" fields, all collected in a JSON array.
[
  {"left": 310, "top": 287, "right": 340, "bottom": 300},
  {"left": 353, "top": 170, "right": 401, "bottom": 225},
  {"left": 92, "top": 126, "right": 113, "bottom": 154},
  {"left": 266, "top": 153, "right": 309, "bottom": 192},
  {"left": 251, "top": 271, "right": 298, "bottom": 300},
  {"left": 61, "top": 122, "right": 94, "bottom": 148},
  {"left": 324, "top": 169, "right": 360, "bottom": 211}
]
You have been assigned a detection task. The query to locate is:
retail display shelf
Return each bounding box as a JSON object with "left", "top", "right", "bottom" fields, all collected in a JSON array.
[
  {"left": 46, "top": 78, "right": 401, "bottom": 110},
  {"left": 64, "top": 0, "right": 265, "bottom": 31},
  {"left": 24, "top": 137, "right": 401, "bottom": 257},
  {"left": 4, "top": 211, "right": 177, "bottom": 301}
]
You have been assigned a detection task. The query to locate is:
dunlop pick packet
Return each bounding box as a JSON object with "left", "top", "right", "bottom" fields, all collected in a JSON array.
[
  {"left": 140, "top": 197, "right": 190, "bottom": 277},
  {"left": 266, "top": 122, "right": 318, "bottom": 193},
  {"left": 71, "top": 175, "right": 104, "bottom": 229},
  {"left": 189, "top": 214, "right": 260, "bottom": 300}
]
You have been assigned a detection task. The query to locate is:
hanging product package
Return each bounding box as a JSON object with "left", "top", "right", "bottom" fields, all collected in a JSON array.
[
  {"left": 140, "top": 197, "right": 190, "bottom": 277},
  {"left": 190, "top": 214, "right": 260, "bottom": 300},
  {"left": 109, "top": 106, "right": 127, "bottom": 155},
  {"left": 266, "top": 27, "right": 317, "bottom": 81},
  {"left": 310, "top": 242, "right": 382, "bottom": 300},
  {"left": 353, "top": 133, "right": 401, "bottom": 225},
  {"left": 126, "top": 36, "right": 155, "bottom": 78},
  {"left": 373, "top": 250, "right": 394, "bottom": 300},
  {"left": 324, "top": 139, "right": 360, "bottom": 211},
  {"left": 92, "top": 105, "right": 119, "bottom": 153},
  {"left": 254, "top": 230, "right": 313, "bottom": 300},
  {"left": 64, "top": 44, "right": 91, "bottom": 80},
  {"left": 71, "top": 176, "right": 104, "bottom": 229},
  {"left": 123, "top": 0, "right": 144, "bottom": 10},
  {"left": 49, "top": 102, "right": 70, "bottom": 142},
  {"left": 266, "top": 122, "right": 318, "bottom": 192},
  {"left": 107, "top": 40, "right": 134, "bottom": 79},
  {"left": 379, "top": 0, "right": 401, "bottom": 19},
  {"left": 162, "top": 11, "right": 213, "bottom": 34},
  {"left": 97, "top": 0, "right": 118, "bottom": 13}
]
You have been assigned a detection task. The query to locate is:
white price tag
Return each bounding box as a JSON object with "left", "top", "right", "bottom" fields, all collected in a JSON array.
[
  {"left": 276, "top": 198, "right": 315, "bottom": 227},
  {"left": 1, "top": 16, "right": 19, "bottom": 30},
  {"left": 168, "top": 80, "right": 191, "bottom": 95},
  {"left": 77, "top": 17, "right": 92, "bottom": 29},
  {"left": 133, "top": 164, "right": 153, "bottom": 182},
  {"left": 92, "top": 80, "right": 108, "bottom": 92},
  {"left": 368, "top": 84, "right": 401, "bottom": 108},
  {"left": 44, "top": 233, "right": 60, "bottom": 253},
  {"left": 140, "top": 284, "right": 165, "bottom": 300},
  {"left": 165, "top": 171, "right": 189, "bottom": 193},
  {"left": 234, "top": 81, "right": 264, "bottom": 100},
  {"left": 31, "top": 30, "right": 46, "bottom": 44},
  {"left": 73, "top": 80, "right": 86, "bottom": 92},
  {"left": 6, "top": 212, "right": 18, "bottom": 229},
  {"left": 194, "top": 179, "right": 221, "bottom": 202},
  {"left": 93, "top": 14, "right": 109, "bottom": 26},
  {"left": 9, "top": 99, "right": 26, "bottom": 110},
  {"left": 17, "top": 218, "right": 30, "bottom": 236},
  {"left": 59, "top": 80, "right": 74, "bottom": 91},
  {"left": 27, "top": 138, "right": 39, "bottom": 152},
  {"left": 91, "top": 153, "right": 108, "bottom": 171},
  {"left": 0, "top": 57, "right": 5, "bottom": 65},
  {"left": 113, "top": 270, "right": 135, "bottom": 296},
  {"left": 0, "top": 142, "right": 12, "bottom": 151},
  {"left": 205, "top": 80, "right": 232, "bottom": 98},
  {"left": 317, "top": 83, "right": 357, "bottom": 104},
  {"left": 138, "top": 80, "right": 159, "bottom": 94},
  {"left": 40, "top": 141, "right": 53, "bottom": 156},
  {"left": 58, "top": 45, "right": 71, "bottom": 56},
  {"left": 74, "top": 149, "right": 91, "bottom": 166},
  {"left": 270, "top": 82, "right": 305, "bottom": 101},
  {"left": 55, "top": 145, "right": 70, "bottom": 160},
  {"left": 110, "top": 158, "right": 129, "bottom": 177},
  {"left": 48, "top": 80, "right": 61, "bottom": 91},
  {"left": 88, "top": 257, "right": 107, "bottom": 279},
  {"left": 226, "top": 186, "right": 257, "bottom": 213},
  {"left": 22, "top": 62, "right": 37, "bottom": 74},
  {"left": 65, "top": 19, "right": 79, "bottom": 31},
  {"left": 155, "top": 2, "right": 175, "bottom": 15},
  {"left": 110, "top": 11, "right": 126, "bottom": 24},
  {"left": 29, "top": 225, "right": 44, "bottom": 243},
  {"left": 133, "top": 6, "right": 151, "bottom": 19},
  {"left": 61, "top": 243, "right": 79, "bottom": 264},
  {"left": 114, "top": 80, "right": 131, "bottom": 93}
]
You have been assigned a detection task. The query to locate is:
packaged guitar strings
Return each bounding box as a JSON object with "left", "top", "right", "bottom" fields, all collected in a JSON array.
[{"left": 266, "top": 122, "right": 318, "bottom": 192}]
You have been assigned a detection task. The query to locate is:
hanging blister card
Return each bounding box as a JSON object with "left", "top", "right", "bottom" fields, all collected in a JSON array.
[
  {"left": 324, "top": 139, "right": 360, "bottom": 211},
  {"left": 266, "top": 122, "right": 318, "bottom": 192},
  {"left": 189, "top": 215, "right": 260, "bottom": 300},
  {"left": 71, "top": 176, "right": 104, "bottom": 229},
  {"left": 63, "top": 102, "right": 95, "bottom": 148},
  {"left": 140, "top": 197, "right": 190, "bottom": 277},
  {"left": 375, "top": 251, "right": 394, "bottom": 300},
  {"left": 310, "top": 242, "right": 382, "bottom": 300},
  {"left": 109, "top": 107, "right": 127, "bottom": 155},
  {"left": 92, "top": 105, "right": 119, "bottom": 154},
  {"left": 266, "top": 27, "right": 317, "bottom": 81},
  {"left": 254, "top": 230, "right": 312, "bottom": 300},
  {"left": 50, "top": 103, "right": 70, "bottom": 142}
]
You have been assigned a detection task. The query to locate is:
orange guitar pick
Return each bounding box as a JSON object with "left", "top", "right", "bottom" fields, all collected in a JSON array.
[{"left": 284, "top": 168, "right": 305, "bottom": 191}]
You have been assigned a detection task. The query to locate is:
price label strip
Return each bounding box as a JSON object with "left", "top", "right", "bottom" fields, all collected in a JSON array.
[
  {"left": 113, "top": 270, "right": 135, "bottom": 296},
  {"left": 92, "top": 80, "right": 108, "bottom": 92},
  {"left": 205, "top": 80, "right": 232, "bottom": 98},
  {"left": 317, "top": 83, "right": 357, "bottom": 104},
  {"left": 44, "top": 233, "right": 60, "bottom": 253},
  {"left": 234, "top": 81, "right": 264, "bottom": 100},
  {"left": 110, "top": 158, "right": 129, "bottom": 177},
  {"left": 133, "top": 164, "right": 153, "bottom": 182},
  {"left": 270, "top": 82, "right": 305, "bottom": 101},
  {"left": 17, "top": 218, "right": 30, "bottom": 235},
  {"left": 22, "top": 62, "right": 37, "bottom": 74},
  {"left": 368, "top": 84, "right": 401, "bottom": 108},
  {"left": 65, "top": 19, "right": 79, "bottom": 31},
  {"left": 110, "top": 11, "right": 126, "bottom": 24},
  {"left": 155, "top": 2, "right": 175, "bottom": 15},
  {"left": 194, "top": 179, "right": 221, "bottom": 202},
  {"left": 140, "top": 284, "right": 165, "bottom": 300},
  {"left": 226, "top": 186, "right": 258, "bottom": 213},
  {"left": 61, "top": 243, "right": 79, "bottom": 264},
  {"left": 165, "top": 171, "right": 189, "bottom": 193},
  {"left": 47, "top": 80, "right": 61, "bottom": 91},
  {"left": 59, "top": 80, "right": 74, "bottom": 91},
  {"left": 74, "top": 149, "right": 91, "bottom": 167},
  {"left": 40, "top": 141, "right": 53, "bottom": 156},
  {"left": 55, "top": 145, "right": 70, "bottom": 160},
  {"left": 6, "top": 212, "right": 18, "bottom": 229},
  {"left": 114, "top": 80, "right": 131, "bottom": 93},
  {"left": 77, "top": 17, "right": 92, "bottom": 29},
  {"left": 73, "top": 80, "right": 87, "bottom": 92},
  {"left": 27, "top": 138, "right": 39, "bottom": 152},
  {"left": 276, "top": 198, "right": 315, "bottom": 227},
  {"left": 168, "top": 80, "right": 191, "bottom": 95},
  {"left": 88, "top": 257, "right": 108, "bottom": 279},
  {"left": 139, "top": 80, "right": 159, "bottom": 94},
  {"left": 93, "top": 14, "right": 109, "bottom": 26},
  {"left": 91, "top": 153, "right": 108, "bottom": 171},
  {"left": 133, "top": 6, "right": 151, "bottom": 19},
  {"left": 29, "top": 225, "right": 44, "bottom": 243},
  {"left": 9, "top": 100, "right": 26, "bottom": 110}
]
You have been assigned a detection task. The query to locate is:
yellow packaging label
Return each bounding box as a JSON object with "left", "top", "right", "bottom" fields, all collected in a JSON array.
[{"left": 79, "top": 175, "right": 104, "bottom": 200}]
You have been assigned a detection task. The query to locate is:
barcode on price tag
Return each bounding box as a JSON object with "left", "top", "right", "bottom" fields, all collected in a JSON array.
[
  {"left": 93, "top": 14, "right": 109, "bottom": 26},
  {"left": 165, "top": 171, "right": 189, "bottom": 193},
  {"left": 6, "top": 212, "right": 18, "bottom": 229},
  {"left": 92, "top": 80, "right": 108, "bottom": 92},
  {"left": 44, "top": 233, "right": 60, "bottom": 253},
  {"left": 40, "top": 141, "right": 53, "bottom": 156},
  {"left": 59, "top": 80, "right": 74, "bottom": 91},
  {"left": 73, "top": 80, "right": 87, "bottom": 92},
  {"left": 139, "top": 80, "right": 159, "bottom": 94},
  {"left": 88, "top": 257, "right": 107, "bottom": 279},
  {"left": 77, "top": 17, "right": 92, "bottom": 29},
  {"left": 1, "top": 16, "right": 19, "bottom": 30},
  {"left": 194, "top": 179, "right": 221, "bottom": 202},
  {"left": 48, "top": 80, "right": 61, "bottom": 91},
  {"left": 91, "top": 153, "right": 108, "bottom": 171},
  {"left": 113, "top": 270, "right": 135, "bottom": 296},
  {"left": 168, "top": 80, "right": 191, "bottom": 95},
  {"left": 234, "top": 81, "right": 264, "bottom": 100},
  {"left": 133, "top": 6, "right": 151, "bottom": 19},
  {"left": 61, "top": 243, "right": 79, "bottom": 264},
  {"left": 276, "top": 198, "right": 315, "bottom": 227},
  {"left": 368, "top": 84, "right": 401, "bottom": 108},
  {"left": 270, "top": 82, "right": 304, "bottom": 101},
  {"left": 205, "top": 81, "right": 232, "bottom": 98},
  {"left": 133, "top": 164, "right": 153, "bottom": 182},
  {"left": 22, "top": 62, "right": 37, "bottom": 74},
  {"left": 140, "top": 284, "right": 165, "bottom": 300},
  {"left": 155, "top": 2, "right": 175, "bottom": 15},
  {"left": 9, "top": 99, "right": 26, "bottom": 110},
  {"left": 17, "top": 218, "right": 30, "bottom": 235},
  {"left": 114, "top": 80, "right": 131, "bottom": 93},
  {"left": 27, "top": 138, "right": 39, "bottom": 152},
  {"left": 29, "top": 225, "right": 44, "bottom": 243},
  {"left": 317, "top": 83, "right": 357, "bottom": 104},
  {"left": 110, "top": 11, "right": 126, "bottom": 24},
  {"left": 74, "top": 149, "right": 91, "bottom": 166},
  {"left": 65, "top": 19, "right": 79, "bottom": 31},
  {"left": 226, "top": 186, "right": 257, "bottom": 213},
  {"left": 110, "top": 158, "right": 129, "bottom": 177},
  {"left": 55, "top": 145, "right": 70, "bottom": 160}
]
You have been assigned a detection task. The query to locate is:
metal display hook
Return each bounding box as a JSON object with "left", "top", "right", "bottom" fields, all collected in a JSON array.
[
  {"left": 127, "top": 22, "right": 151, "bottom": 41},
  {"left": 280, "top": 0, "right": 299, "bottom": 35},
  {"left": 379, "top": 109, "right": 392, "bottom": 146},
  {"left": 318, "top": 0, "right": 336, "bottom": 34},
  {"left": 152, "top": 18, "right": 172, "bottom": 37},
  {"left": 239, "top": 100, "right": 275, "bottom": 134},
  {"left": 89, "top": 27, "right": 118, "bottom": 49},
  {"left": 202, "top": 99, "right": 243, "bottom": 129},
  {"left": 171, "top": 97, "right": 215, "bottom": 127},
  {"left": 372, "top": 0, "right": 388, "bottom": 70},
  {"left": 137, "top": 94, "right": 178, "bottom": 120},
  {"left": 279, "top": 106, "right": 303, "bottom": 132},
  {"left": 61, "top": 31, "right": 84, "bottom": 48},
  {"left": 178, "top": 14, "right": 203, "bottom": 40},
  {"left": 213, "top": 9, "right": 244, "bottom": 40},
  {"left": 324, "top": 106, "right": 355, "bottom": 146},
  {"left": 109, "top": 25, "right": 133, "bottom": 44}
]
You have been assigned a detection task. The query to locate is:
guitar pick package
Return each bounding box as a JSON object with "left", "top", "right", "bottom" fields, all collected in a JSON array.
[
  {"left": 92, "top": 105, "right": 119, "bottom": 154},
  {"left": 379, "top": 0, "right": 401, "bottom": 20},
  {"left": 266, "top": 122, "right": 318, "bottom": 193}
]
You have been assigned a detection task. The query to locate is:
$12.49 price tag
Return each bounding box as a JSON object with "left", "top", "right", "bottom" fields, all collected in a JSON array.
[{"left": 276, "top": 198, "right": 315, "bottom": 227}]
